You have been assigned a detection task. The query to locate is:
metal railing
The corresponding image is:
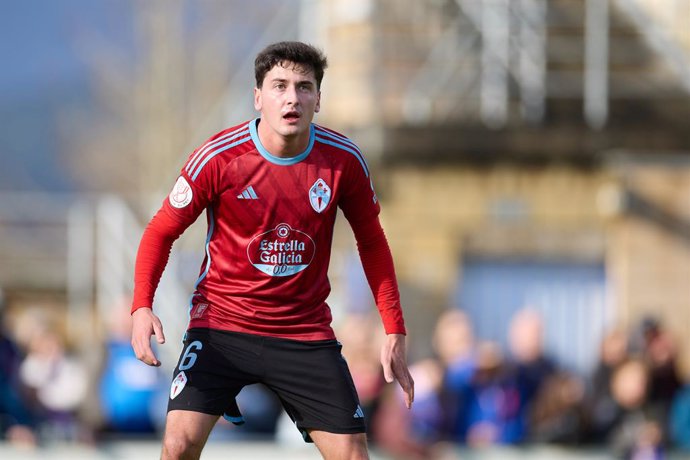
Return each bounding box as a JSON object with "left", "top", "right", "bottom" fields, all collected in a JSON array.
[
  {"left": 0, "top": 193, "right": 190, "bottom": 367},
  {"left": 401, "top": 0, "right": 690, "bottom": 128}
]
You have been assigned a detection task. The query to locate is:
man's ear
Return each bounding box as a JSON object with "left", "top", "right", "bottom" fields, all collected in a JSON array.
[
  {"left": 315, "top": 90, "right": 321, "bottom": 113},
  {"left": 254, "top": 87, "right": 262, "bottom": 111}
]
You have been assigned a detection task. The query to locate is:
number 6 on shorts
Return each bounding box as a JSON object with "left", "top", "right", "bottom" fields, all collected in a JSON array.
[{"left": 179, "top": 340, "right": 203, "bottom": 370}]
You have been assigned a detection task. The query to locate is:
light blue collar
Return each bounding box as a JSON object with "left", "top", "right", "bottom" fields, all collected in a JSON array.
[{"left": 249, "top": 118, "right": 315, "bottom": 165}]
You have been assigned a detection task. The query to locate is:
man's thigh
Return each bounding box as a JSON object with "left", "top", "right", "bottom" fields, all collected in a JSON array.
[
  {"left": 167, "top": 329, "right": 258, "bottom": 419},
  {"left": 261, "top": 338, "right": 366, "bottom": 441}
]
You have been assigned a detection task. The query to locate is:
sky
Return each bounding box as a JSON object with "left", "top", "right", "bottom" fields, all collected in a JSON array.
[
  {"left": 0, "top": 0, "right": 284, "bottom": 192},
  {"left": 0, "top": 0, "right": 134, "bottom": 191}
]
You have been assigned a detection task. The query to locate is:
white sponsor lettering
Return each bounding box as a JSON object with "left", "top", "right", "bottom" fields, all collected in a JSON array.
[{"left": 247, "top": 224, "right": 316, "bottom": 277}]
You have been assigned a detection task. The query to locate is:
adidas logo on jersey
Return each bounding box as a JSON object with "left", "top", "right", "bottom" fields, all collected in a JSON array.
[
  {"left": 353, "top": 405, "right": 364, "bottom": 419},
  {"left": 237, "top": 185, "right": 258, "bottom": 200}
]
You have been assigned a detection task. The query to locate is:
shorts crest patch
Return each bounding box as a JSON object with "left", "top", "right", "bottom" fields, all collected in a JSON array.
[{"left": 170, "top": 371, "right": 187, "bottom": 399}]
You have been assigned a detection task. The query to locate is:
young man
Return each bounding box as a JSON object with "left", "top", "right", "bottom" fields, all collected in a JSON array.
[{"left": 131, "top": 41, "right": 414, "bottom": 460}]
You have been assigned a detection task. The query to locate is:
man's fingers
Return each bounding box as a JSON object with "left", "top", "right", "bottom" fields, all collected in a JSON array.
[
  {"left": 153, "top": 318, "right": 166, "bottom": 344},
  {"left": 144, "top": 349, "right": 161, "bottom": 367},
  {"left": 403, "top": 391, "right": 413, "bottom": 409},
  {"left": 394, "top": 364, "right": 415, "bottom": 409},
  {"left": 133, "top": 335, "right": 160, "bottom": 367},
  {"left": 381, "top": 347, "right": 396, "bottom": 383},
  {"left": 382, "top": 359, "right": 394, "bottom": 383},
  {"left": 144, "top": 343, "right": 161, "bottom": 367},
  {"left": 403, "top": 374, "right": 415, "bottom": 409},
  {"left": 142, "top": 332, "right": 161, "bottom": 367},
  {"left": 381, "top": 334, "right": 413, "bottom": 406}
]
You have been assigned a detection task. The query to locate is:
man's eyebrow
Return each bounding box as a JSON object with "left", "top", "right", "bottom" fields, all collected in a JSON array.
[{"left": 269, "top": 77, "right": 315, "bottom": 87}]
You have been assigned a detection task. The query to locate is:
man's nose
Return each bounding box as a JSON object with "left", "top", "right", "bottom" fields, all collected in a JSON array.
[{"left": 285, "top": 84, "right": 299, "bottom": 104}]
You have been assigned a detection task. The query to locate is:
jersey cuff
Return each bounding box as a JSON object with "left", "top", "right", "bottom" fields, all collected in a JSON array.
[
  {"left": 131, "top": 305, "right": 152, "bottom": 315},
  {"left": 384, "top": 325, "right": 407, "bottom": 335}
]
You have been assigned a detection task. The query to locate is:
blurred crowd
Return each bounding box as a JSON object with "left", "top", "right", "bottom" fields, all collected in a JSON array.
[
  {"left": 2, "top": 293, "right": 690, "bottom": 459},
  {"left": 0, "top": 296, "right": 165, "bottom": 449},
  {"left": 369, "top": 309, "right": 686, "bottom": 459}
]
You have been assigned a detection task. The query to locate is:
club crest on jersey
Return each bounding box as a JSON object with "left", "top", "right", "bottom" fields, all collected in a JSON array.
[
  {"left": 170, "top": 371, "right": 187, "bottom": 399},
  {"left": 309, "top": 178, "right": 331, "bottom": 213},
  {"left": 169, "top": 176, "right": 193, "bottom": 208}
]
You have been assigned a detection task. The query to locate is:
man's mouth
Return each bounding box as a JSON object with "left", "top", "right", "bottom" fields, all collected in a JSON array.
[{"left": 283, "top": 111, "right": 301, "bottom": 122}]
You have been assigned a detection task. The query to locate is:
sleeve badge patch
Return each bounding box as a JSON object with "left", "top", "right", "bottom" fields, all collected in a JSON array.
[{"left": 169, "top": 176, "right": 193, "bottom": 208}]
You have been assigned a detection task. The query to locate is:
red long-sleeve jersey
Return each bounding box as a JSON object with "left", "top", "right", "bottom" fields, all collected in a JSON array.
[{"left": 132, "top": 119, "right": 405, "bottom": 341}]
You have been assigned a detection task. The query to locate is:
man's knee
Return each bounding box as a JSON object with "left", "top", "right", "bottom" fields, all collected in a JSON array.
[
  {"left": 310, "top": 431, "right": 369, "bottom": 460},
  {"left": 350, "top": 433, "right": 369, "bottom": 459},
  {"left": 161, "top": 410, "right": 217, "bottom": 460},
  {"left": 161, "top": 434, "right": 205, "bottom": 460}
]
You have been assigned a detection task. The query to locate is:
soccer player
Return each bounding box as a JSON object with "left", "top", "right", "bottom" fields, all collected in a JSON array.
[{"left": 130, "top": 41, "right": 414, "bottom": 460}]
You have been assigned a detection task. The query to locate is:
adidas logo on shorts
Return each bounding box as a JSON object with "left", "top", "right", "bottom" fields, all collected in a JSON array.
[{"left": 353, "top": 405, "right": 364, "bottom": 419}]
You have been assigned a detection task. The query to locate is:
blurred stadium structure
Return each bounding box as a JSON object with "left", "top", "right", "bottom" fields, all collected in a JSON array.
[
  {"left": 1, "top": 0, "right": 690, "bottom": 455},
  {"left": 2, "top": 0, "right": 688, "bottom": 368}
]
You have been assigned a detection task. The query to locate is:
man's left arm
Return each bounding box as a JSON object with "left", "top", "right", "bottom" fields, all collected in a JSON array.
[{"left": 349, "top": 215, "right": 414, "bottom": 409}]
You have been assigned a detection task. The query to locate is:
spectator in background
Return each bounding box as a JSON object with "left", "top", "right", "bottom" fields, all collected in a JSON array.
[
  {"left": 458, "top": 341, "right": 523, "bottom": 447},
  {"left": 18, "top": 319, "right": 89, "bottom": 441},
  {"left": 607, "top": 358, "right": 665, "bottom": 459},
  {"left": 435, "top": 310, "right": 476, "bottom": 394},
  {"left": 372, "top": 358, "right": 447, "bottom": 459},
  {"left": 338, "top": 313, "right": 388, "bottom": 433},
  {"left": 669, "top": 384, "right": 690, "bottom": 451},
  {"left": 506, "top": 308, "right": 557, "bottom": 442},
  {"left": 433, "top": 309, "right": 477, "bottom": 440},
  {"left": 528, "top": 371, "right": 586, "bottom": 444},
  {"left": 588, "top": 327, "right": 630, "bottom": 443},
  {"left": 98, "top": 299, "right": 162, "bottom": 434},
  {"left": 0, "top": 291, "right": 36, "bottom": 447},
  {"left": 633, "top": 317, "right": 682, "bottom": 420},
  {"left": 372, "top": 309, "right": 474, "bottom": 458},
  {"left": 341, "top": 312, "right": 431, "bottom": 455}
]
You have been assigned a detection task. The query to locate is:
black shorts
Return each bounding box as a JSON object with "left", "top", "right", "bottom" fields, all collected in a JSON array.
[{"left": 167, "top": 328, "right": 366, "bottom": 442}]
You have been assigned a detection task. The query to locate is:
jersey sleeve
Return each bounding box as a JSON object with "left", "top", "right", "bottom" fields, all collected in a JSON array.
[
  {"left": 131, "top": 147, "right": 224, "bottom": 313},
  {"left": 338, "top": 149, "right": 380, "bottom": 225},
  {"left": 131, "top": 206, "right": 189, "bottom": 312},
  {"left": 339, "top": 153, "right": 406, "bottom": 335}
]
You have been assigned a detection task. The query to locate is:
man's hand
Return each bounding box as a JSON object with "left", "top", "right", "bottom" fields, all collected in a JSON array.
[
  {"left": 380, "top": 333, "right": 414, "bottom": 409},
  {"left": 131, "top": 307, "right": 166, "bottom": 367}
]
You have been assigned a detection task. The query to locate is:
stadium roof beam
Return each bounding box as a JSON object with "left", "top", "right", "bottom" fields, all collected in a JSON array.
[{"left": 584, "top": 0, "right": 610, "bottom": 130}]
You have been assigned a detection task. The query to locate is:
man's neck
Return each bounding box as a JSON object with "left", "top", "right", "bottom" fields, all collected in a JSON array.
[{"left": 256, "top": 119, "right": 310, "bottom": 158}]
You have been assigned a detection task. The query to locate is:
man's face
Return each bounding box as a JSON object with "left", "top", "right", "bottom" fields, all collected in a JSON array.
[{"left": 254, "top": 61, "right": 321, "bottom": 139}]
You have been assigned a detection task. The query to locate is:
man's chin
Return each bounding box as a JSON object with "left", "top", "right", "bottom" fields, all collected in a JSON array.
[{"left": 280, "top": 122, "right": 308, "bottom": 136}]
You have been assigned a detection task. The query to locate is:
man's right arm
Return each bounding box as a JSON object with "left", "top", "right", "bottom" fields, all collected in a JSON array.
[
  {"left": 131, "top": 206, "right": 194, "bottom": 366},
  {"left": 132, "top": 137, "right": 222, "bottom": 365},
  {"left": 131, "top": 208, "right": 188, "bottom": 313}
]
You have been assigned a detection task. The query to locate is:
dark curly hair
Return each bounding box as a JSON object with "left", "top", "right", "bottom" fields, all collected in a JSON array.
[{"left": 254, "top": 41, "right": 328, "bottom": 90}]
